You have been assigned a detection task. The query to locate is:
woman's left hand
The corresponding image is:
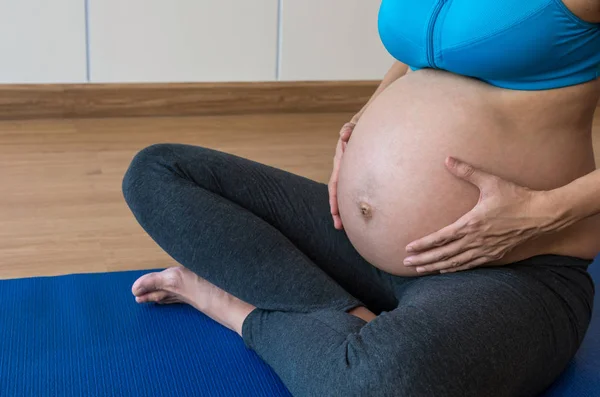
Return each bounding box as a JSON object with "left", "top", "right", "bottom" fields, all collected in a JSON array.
[{"left": 403, "top": 157, "right": 561, "bottom": 274}]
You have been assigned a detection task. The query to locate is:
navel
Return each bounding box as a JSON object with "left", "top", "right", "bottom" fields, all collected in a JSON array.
[{"left": 359, "top": 201, "right": 373, "bottom": 220}]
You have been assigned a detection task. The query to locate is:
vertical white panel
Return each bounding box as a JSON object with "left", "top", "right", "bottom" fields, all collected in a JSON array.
[
  {"left": 0, "top": 0, "right": 87, "bottom": 83},
  {"left": 280, "top": 0, "right": 393, "bottom": 81},
  {"left": 89, "top": 0, "right": 278, "bottom": 83}
]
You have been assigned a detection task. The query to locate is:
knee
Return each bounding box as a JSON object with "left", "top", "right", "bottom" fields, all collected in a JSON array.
[{"left": 122, "top": 143, "right": 175, "bottom": 206}]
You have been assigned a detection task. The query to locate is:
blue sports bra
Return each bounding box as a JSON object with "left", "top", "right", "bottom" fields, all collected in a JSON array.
[{"left": 378, "top": 0, "right": 600, "bottom": 90}]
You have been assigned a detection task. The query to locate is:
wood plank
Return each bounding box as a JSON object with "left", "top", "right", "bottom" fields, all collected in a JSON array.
[
  {"left": 0, "top": 113, "right": 349, "bottom": 279},
  {"left": 0, "top": 81, "right": 378, "bottom": 120}
]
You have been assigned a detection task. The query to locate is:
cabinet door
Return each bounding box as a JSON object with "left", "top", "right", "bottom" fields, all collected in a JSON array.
[
  {"left": 89, "top": 0, "right": 278, "bottom": 83},
  {"left": 279, "top": 0, "right": 392, "bottom": 81},
  {"left": 0, "top": 0, "right": 86, "bottom": 83}
]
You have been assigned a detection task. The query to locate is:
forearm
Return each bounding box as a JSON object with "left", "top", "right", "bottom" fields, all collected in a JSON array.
[
  {"left": 351, "top": 61, "right": 409, "bottom": 123},
  {"left": 546, "top": 168, "right": 600, "bottom": 229}
]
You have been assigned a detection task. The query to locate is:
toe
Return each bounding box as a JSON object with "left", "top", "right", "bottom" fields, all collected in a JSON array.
[
  {"left": 158, "top": 297, "right": 180, "bottom": 305},
  {"left": 132, "top": 272, "right": 162, "bottom": 297},
  {"left": 135, "top": 290, "right": 170, "bottom": 303},
  {"left": 132, "top": 267, "right": 184, "bottom": 297}
]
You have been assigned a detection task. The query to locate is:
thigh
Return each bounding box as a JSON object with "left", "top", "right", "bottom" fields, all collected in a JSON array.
[
  {"left": 387, "top": 259, "right": 594, "bottom": 396},
  {"left": 137, "top": 144, "right": 397, "bottom": 311}
]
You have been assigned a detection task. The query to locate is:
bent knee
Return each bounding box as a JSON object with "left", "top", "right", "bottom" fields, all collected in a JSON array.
[
  {"left": 126, "top": 143, "right": 176, "bottom": 176},
  {"left": 122, "top": 144, "right": 178, "bottom": 204}
]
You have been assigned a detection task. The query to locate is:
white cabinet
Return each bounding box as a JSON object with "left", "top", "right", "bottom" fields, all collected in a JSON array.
[
  {"left": 0, "top": 1, "right": 387, "bottom": 84},
  {"left": 0, "top": 0, "right": 86, "bottom": 83},
  {"left": 89, "top": 0, "right": 279, "bottom": 83},
  {"left": 279, "top": 0, "right": 392, "bottom": 81}
]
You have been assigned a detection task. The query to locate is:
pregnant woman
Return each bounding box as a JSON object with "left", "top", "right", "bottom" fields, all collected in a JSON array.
[{"left": 122, "top": 1, "right": 600, "bottom": 396}]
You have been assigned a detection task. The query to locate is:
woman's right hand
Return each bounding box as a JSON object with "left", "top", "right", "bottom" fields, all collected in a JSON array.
[{"left": 328, "top": 122, "right": 356, "bottom": 230}]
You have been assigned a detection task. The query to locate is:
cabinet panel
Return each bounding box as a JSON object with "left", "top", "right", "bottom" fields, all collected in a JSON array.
[
  {"left": 0, "top": 0, "right": 86, "bottom": 83},
  {"left": 89, "top": 0, "right": 279, "bottom": 83},
  {"left": 280, "top": 0, "right": 392, "bottom": 81}
]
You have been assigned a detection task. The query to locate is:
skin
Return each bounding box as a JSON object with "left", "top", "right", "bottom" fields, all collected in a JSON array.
[
  {"left": 133, "top": 0, "right": 600, "bottom": 340},
  {"left": 336, "top": 68, "right": 600, "bottom": 276},
  {"left": 331, "top": 1, "right": 600, "bottom": 276},
  {"left": 329, "top": 63, "right": 409, "bottom": 229},
  {"left": 403, "top": 0, "right": 600, "bottom": 273},
  {"left": 403, "top": 157, "right": 600, "bottom": 273},
  {"left": 131, "top": 267, "right": 375, "bottom": 339}
]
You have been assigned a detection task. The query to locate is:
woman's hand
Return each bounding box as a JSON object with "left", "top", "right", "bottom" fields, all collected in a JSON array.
[
  {"left": 403, "top": 157, "right": 563, "bottom": 274},
  {"left": 328, "top": 122, "right": 355, "bottom": 229}
]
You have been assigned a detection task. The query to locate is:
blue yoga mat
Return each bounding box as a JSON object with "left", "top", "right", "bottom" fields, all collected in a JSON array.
[
  {"left": 542, "top": 255, "right": 600, "bottom": 397},
  {"left": 1, "top": 257, "right": 599, "bottom": 396},
  {"left": 0, "top": 270, "right": 291, "bottom": 397}
]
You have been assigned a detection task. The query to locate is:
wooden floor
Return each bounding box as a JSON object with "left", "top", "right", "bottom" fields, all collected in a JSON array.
[
  {"left": 0, "top": 113, "right": 350, "bottom": 279},
  {"left": 1, "top": 113, "right": 599, "bottom": 280}
]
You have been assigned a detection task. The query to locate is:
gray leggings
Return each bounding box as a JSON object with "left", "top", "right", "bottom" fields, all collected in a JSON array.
[{"left": 122, "top": 143, "right": 594, "bottom": 397}]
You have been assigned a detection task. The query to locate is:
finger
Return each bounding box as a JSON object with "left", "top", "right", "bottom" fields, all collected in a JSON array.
[
  {"left": 330, "top": 188, "right": 339, "bottom": 216},
  {"left": 333, "top": 214, "right": 344, "bottom": 230},
  {"left": 329, "top": 183, "right": 339, "bottom": 215},
  {"left": 340, "top": 127, "right": 352, "bottom": 141},
  {"left": 340, "top": 122, "right": 355, "bottom": 141},
  {"left": 439, "top": 256, "right": 490, "bottom": 274},
  {"left": 328, "top": 147, "right": 343, "bottom": 213},
  {"left": 404, "top": 237, "right": 469, "bottom": 267},
  {"left": 329, "top": 137, "right": 347, "bottom": 226},
  {"left": 329, "top": 179, "right": 341, "bottom": 228},
  {"left": 328, "top": 164, "right": 336, "bottom": 196},
  {"left": 406, "top": 218, "right": 468, "bottom": 253},
  {"left": 445, "top": 157, "right": 493, "bottom": 189},
  {"left": 414, "top": 249, "right": 482, "bottom": 274},
  {"left": 329, "top": 200, "right": 338, "bottom": 218},
  {"left": 329, "top": 166, "right": 341, "bottom": 215},
  {"left": 340, "top": 122, "right": 354, "bottom": 132},
  {"left": 328, "top": 174, "right": 337, "bottom": 211}
]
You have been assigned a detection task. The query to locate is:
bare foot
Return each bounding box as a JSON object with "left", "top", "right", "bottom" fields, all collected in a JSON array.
[{"left": 131, "top": 267, "right": 254, "bottom": 335}]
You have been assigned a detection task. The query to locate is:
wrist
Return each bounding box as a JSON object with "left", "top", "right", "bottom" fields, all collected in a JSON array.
[{"left": 538, "top": 188, "right": 579, "bottom": 232}]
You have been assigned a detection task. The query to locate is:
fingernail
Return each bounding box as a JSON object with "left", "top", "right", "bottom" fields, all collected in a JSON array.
[
  {"left": 406, "top": 245, "right": 415, "bottom": 252},
  {"left": 440, "top": 270, "right": 448, "bottom": 274},
  {"left": 404, "top": 260, "right": 412, "bottom": 266},
  {"left": 416, "top": 267, "right": 426, "bottom": 273}
]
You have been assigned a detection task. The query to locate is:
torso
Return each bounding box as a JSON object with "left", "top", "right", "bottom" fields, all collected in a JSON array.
[{"left": 337, "top": 69, "right": 600, "bottom": 276}]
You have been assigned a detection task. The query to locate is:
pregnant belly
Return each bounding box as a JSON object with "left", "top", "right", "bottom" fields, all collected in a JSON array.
[{"left": 337, "top": 70, "right": 600, "bottom": 276}]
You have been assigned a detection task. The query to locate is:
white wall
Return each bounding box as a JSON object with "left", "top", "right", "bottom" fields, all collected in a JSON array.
[
  {"left": 0, "top": 0, "right": 392, "bottom": 84},
  {"left": 279, "top": 0, "right": 392, "bottom": 81},
  {"left": 89, "top": 0, "right": 279, "bottom": 83},
  {"left": 0, "top": 0, "right": 87, "bottom": 83}
]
